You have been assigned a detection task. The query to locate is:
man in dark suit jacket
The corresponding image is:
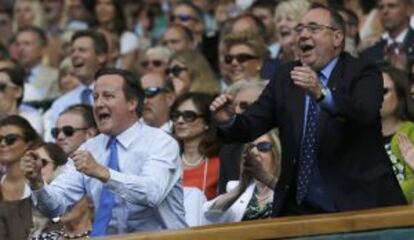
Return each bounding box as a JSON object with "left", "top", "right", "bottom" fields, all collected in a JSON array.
[
  {"left": 361, "top": 0, "right": 414, "bottom": 67},
  {"left": 210, "top": 4, "right": 406, "bottom": 217}
]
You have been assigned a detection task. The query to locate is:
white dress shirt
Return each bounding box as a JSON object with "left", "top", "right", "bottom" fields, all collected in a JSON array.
[{"left": 32, "top": 122, "right": 187, "bottom": 234}]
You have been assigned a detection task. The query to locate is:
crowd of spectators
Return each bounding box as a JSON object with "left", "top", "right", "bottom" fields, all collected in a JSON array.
[{"left": 0, "top": 0, "right": 414, "bottom": 239}]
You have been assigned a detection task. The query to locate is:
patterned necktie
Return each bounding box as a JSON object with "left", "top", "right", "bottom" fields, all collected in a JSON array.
[
  {"left": 91, "top": 137, "right": 120, "bottom": 236},
  {"left": 296, "top": 95, "right": 320, "bottom": 204},
  {"left": 81, "top": 88, "right": 92, "bottom": 105}
]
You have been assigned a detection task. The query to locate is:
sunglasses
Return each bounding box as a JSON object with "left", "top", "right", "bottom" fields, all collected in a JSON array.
[
  {"left": 51, "top": 126, "right": 88, "bottom": 139},
  {"left": 383, "top": 87, "right": 392, "bottom": 95},
  {"left": 0, "top": 82, "right": 14, "bottom": 92},
  {"left": 144, "top": 87, "right": 167, "bottom": 98},
  {"left": 170, "top": 14, "right": 198, "bottom": 22},
  {"left": 166, "top": 65, "right": 188, "bottom": 77},
  {"left": 0, "top": 133, "right": 25, "bottom": 146},
  {"left": 141, "top": 60, "right": 164, "bottom": 68},
  {"left": 250, "top": 141, "right": 273, "bottom": 153},
  {"left": 171, "top": 110, "right": 204, "bottom": 123},
  {"left": 224, "top": 53, "right": 259, "bottom": 65}
]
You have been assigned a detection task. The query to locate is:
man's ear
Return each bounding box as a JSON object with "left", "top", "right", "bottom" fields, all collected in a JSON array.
[
  {"left": 333, "top": 30, "right": 345, "bottom": 48},
  {"left": 97, "top": 53, "right": 107, "bottom": 65}
]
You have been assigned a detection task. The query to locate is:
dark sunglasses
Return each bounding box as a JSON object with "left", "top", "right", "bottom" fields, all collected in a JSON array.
[
  {"left": 383, "top": 87, "right": 392, "bottom": 95},
  {"left": 0, "top": 82, "right": 13, "bottom": 92},
  {"left": 171, "top": 110, "right": 204, "bottom": 123},
  {"left": 51, "top": 126, "right": 88, "bottom": 139},
  {"left": 224, "top": 53, "right": 259, "bottom": 65},
  {"left": 166, "top": 65, "right": 188, "bottom": 77},
  {"left": 250, "top": 141, "right": 273, "bottom": 153},
  {"left": 0, "top": 133, "right": 25, "bottom": 146},
  {"left": 170, "top": 14, "right": 198, "bottom": 22},
  {"left": 144, "top": 87, "right": 167, "bottom": 98},
  {"left": 141, "top": 60, "right": 164, "bottom": 68}
]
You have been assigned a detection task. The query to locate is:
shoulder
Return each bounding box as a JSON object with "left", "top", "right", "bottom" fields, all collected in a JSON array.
[{"left": 50, "top": 86, "right": 83, "bottom": 109}]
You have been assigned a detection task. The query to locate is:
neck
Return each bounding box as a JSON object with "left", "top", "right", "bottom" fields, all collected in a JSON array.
[
  {"left": 5, "top": 161, "right": 25, "bottom": 182},
  {"left": 182, "top": 137, "right": 204, "bottom": 166},
  {"left": 382, "top": 116, "right": 402, "bottom": 136},
  {"left": 63, "top": 214, "right": 92, "bottom": 235},
  {"left": 100, "top": 21, "right": 115, "bottom": 32},
  {"left": 388, "top": 24, "right": 409, "bottom": 40}
]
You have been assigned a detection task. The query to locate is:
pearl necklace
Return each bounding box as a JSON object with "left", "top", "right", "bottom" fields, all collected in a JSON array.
[
  {"left": 181, "top": 154, "right": 206, "bottom": 167},
  {"left": 60, "top": 229, "right": 91, "bottom": 239}
]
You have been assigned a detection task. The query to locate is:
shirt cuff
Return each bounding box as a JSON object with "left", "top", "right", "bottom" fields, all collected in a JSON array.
[{"left": 319, "top": 88, "right": 337, "bottom": 113}]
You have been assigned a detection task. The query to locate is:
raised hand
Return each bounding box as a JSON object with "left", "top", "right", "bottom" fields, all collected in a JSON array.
[
  {"left": 21, "top": 150, "right": 44, "bottom": 190},
  {"left": 398, "top": 133, "right": 414, "bottom": 170},
  {"left": 71, "top": 150, "right": 109, "bottom": 182},
  {"left": 290, "top": 64, "right": 323, "bottom": 100},
  {"left": 209, "top": 94, "right": 236, "bottom": 124}
]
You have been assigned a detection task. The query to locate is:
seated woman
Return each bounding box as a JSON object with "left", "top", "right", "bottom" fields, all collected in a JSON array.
[
  {"left": 203, "top": 129, "right": 281, "bottom": 224},
  {"left": 379, "top": 63, "right": 414, "bottom": 203},
  {"left": 171, "top": 92, "right": 221, "bottom": 200},
  {"left": 0, "top": 115, "right": 43, "bottom": 240}
]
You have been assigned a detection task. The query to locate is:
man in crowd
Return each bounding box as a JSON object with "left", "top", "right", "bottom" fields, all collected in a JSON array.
[
  {"left": 15, "top": 26, "right": 59, "bottom": 102},
  {"left": 162, "top": 24, "right": 195, "bottom": 53},
  {"left": 44, "top": 30, "right": 107, "bottom": 141},
  {"left": 22, "top": 68, "right": 187, "bottom": 236},
  {"left": 210, "top": 4, "right": 406, "bottom": 216},
  {"left": 140, "top": 72, "right": 176, "bottom": 133},
  {"left": 53, "top": 104, "right": 98, "bottom": 155},
  {"left": 362, "top": 0, "right": 414, "bottom": 69}
]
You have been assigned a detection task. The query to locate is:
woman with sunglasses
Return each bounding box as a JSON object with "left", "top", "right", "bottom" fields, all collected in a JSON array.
[
  {"left": 92, "top": 0, "right": 139, "bottom": 71},
  {"left": 0, "top": 67, "right": 44, "bottom": 135},
  {"left": 171, "top": 92, "right": 220, "bottom": 200},
  {"left": 139, "top": 46, "right": 172, "bottom": 76},
  {"left": 222, "top": 31, "right": 268, "bottom": 83},
  {"left": 380, "top": 63, "right": 414, "bottom": 203},
  {"left": 167, "top": 49, "right": 219, "bottom": 97},
  {"left": 0, "top": 115, "right": 43, "bottom": 240},
  {"left": 202, "top": 129, "right": 281, "bottom": 224}
]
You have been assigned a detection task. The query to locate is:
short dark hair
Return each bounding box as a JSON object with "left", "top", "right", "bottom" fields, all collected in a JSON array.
[
  {"left": 94, "top": 68, "right": 144, "bottom": 116},
  {"left": 231, "top": 13, "right": 267, "bottom": 39},
  {"left": 39, "top": 142, "right": 68, "bottom": 169},
  {"left": 171, "top": 92, "right": 220, "bottom": 157},
  {"left": 0, "top": 66, "right": 26, "bottom": 106},
  {"left": 310, "top": 3, "right": 346, "bottom": 34},
  {"left": 17, "top": 26, "right": 48, "bottom": 47},
  {"left": 0, "top": 115, "right": 43, "bottom": 148},
  {"left": 250, "top": 0, "right": 277, "bottom": 15},
  {"left": 71, "top": 30, "right": 109, "bottom": 55},
  {"left": 92, "top": 0, "right": 126, "bottom": 36},
  {"left": 60, "top": 104, "right": 97, "bottom": 129}
]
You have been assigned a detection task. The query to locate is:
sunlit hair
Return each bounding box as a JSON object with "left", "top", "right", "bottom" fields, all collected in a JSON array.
[
  {"left": 274, "top": 0, "right": 311, "bottom": 26},
  {"left": 170, "top": 49, "right": 220, "bottom": 95},
  {"left": 223, "top": 31, "right": 269, "bottom": 63},
  {"left": 226, "top": 79, "right": 266, "bottom": 97},
  {"left": 13, "top": 0, "right": 45, "bottom": 31}
]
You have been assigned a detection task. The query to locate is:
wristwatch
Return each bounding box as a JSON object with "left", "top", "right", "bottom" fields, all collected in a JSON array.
[{"left": 316, "top": 86, "right": 329, "bottom": 103}]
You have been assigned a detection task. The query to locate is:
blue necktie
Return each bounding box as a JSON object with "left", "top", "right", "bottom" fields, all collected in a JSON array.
[
  {"left": 81, "top": 88, "right": 92, "bottom": 105},
  {"left": 91, "top": 137, "right": 119, "bottom": 236},
  {"left": 296, "top": 95, "right": 320, "bottom": 204}
]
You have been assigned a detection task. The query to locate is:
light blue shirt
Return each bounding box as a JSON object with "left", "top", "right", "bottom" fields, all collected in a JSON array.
[
  {"left": 43, "top": 84, "right": 93, "bottom": 141},
  {"left": 32, "top": 122, "right": 187, "bottom": 234}
]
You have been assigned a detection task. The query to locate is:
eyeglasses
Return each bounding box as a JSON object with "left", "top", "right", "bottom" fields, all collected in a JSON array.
[
  {"left": 51, "top": 126, "right": 88, "bottom": 139},
  {"left": 0, "top": 133, "right": 25, "bottom": 146},
  {"left": 141, "top": 60, "right": 164, "bottom": 68},
  {"left": 0, "top": 82, "right": 14, "bottom": 92},
  {"left": 170, "top": 14, "right": 198, "bottom": 22},
  {"left": 166, "top": 65, "right": 188, "bottom": 77},
  {"left": 144, "top": 87, "right": 168, "bottom": 98},
  {"left": 171, "top": 110, "right": 204, "bottom": 123},
  {"left": 294, "top": 23, "right": 337, "bottom": 34},
  {"left": 224, "top": 53, "right": 259, "bottom": 65},
  {"left": 235, "top": 101, "right": 252, "bottom": 112},
  {"left": 249, "top": 141, "right": 273, "bottom": 153}
]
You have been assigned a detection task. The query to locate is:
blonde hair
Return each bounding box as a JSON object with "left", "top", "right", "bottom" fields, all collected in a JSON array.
[
  {"left": 171, "top": 49, "right": 219, "bottom": 95},
  {"left": 223, "top": 31, "right": 269, "bottom": 63},
  {"left": 274, "top": 0, "right": 311, "bottom": 24},
  {"left": 13, "top": 0, "right": 45, "bottom": 31}
]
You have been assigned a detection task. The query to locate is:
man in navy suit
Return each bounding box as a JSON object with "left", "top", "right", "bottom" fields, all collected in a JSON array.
[
  {"left": 362, "top": 0, "right": 414, "bottom": 68},
  {"left": 210, "top": 4, "right": 406, "bottom": 216}
]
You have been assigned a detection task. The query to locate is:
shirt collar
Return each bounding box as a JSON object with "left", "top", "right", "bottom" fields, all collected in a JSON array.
[
  {"left": 105, "top": 121, "right": 142, "bottom": 149},
  {"left": 320, "top": 56, "right": 339, "bottom": 84},
  {"left": 382, "top": 28, "right": 409, "bottom": 45},
  {"left": 30, "top": 64, "right": 42, "bottom": 76}
]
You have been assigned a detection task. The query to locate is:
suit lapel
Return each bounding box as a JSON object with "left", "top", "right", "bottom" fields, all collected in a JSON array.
[
  {"left": 317, "top": 53, "right": 345, "bottom": 143},
  {"left": 289, "top": 66, "right": 306, "bottom": 153},
  {"left": 403, "top": 28, "right": 414, "bottom": 58}
]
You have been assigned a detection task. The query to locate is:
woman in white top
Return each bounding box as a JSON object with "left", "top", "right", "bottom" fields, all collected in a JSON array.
[
  {"left": 0, "top": 115, "right": 43, "bottom": 239},
  {"left": 203, "top": 129, "right": 281, "bottom": 224}
]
